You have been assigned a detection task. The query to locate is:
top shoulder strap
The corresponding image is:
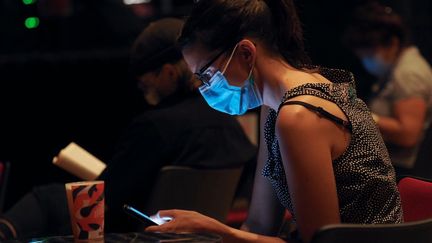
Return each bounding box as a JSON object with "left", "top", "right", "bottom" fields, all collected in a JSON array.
[{"left": 278, "top": 100, "right": 352, "bottom": 131}]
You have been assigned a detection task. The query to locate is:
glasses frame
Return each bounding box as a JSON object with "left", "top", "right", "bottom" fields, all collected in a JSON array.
[{"left": 194, "top": 49, "right": 227, "bottom": 86}]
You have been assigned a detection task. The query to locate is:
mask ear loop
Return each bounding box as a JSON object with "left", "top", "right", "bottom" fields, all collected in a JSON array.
[
  {"left": 247, "top": 59, "right": 255, "bottom": 82},
  {"left": 222, "top": 43, "right": 256, "bottom": 85},
  {"left": 221, "top": 44, "right": 239, "bottom": 74}
]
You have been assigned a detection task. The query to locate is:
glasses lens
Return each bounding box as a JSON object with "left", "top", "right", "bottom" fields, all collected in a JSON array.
[
  {"left": 195, "top": 48, "right": 227, "bottom": 86},
  {"left": 194, "top": 72, "right": 206, "bottom": 86},
  {"left": 196, "top": 66, "right": 217, "bottom": 86}
]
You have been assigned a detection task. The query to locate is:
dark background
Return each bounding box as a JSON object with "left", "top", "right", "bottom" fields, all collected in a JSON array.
[{"left": 0, "top": 0, "right": 431, "bottom": 211}]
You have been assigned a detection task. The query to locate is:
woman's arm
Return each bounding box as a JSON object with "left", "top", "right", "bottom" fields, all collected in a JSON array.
[
  {"left": 242, "top": 106, "right": 285, "bottom": 235},
  {"left": 276, "top": 104, "right": 343, "bottom": 243},
  {"left": 375, "top": 97, "right": 426, "bottom": 147}
]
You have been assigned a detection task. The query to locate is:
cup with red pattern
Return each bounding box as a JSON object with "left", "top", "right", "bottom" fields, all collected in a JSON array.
[{"left": 65, "top": 181, "right": 105, "bottom": 241}]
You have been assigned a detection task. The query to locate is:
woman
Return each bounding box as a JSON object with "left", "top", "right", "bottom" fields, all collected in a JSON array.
[
  {"left": 343, "top": 2, "right": 432, "bottom": 175},
  {"left": 146, "top": 0, "right": 403, "bottom": 242}
]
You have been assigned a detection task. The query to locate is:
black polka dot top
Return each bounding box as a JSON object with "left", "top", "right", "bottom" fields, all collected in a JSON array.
[{"left": 262, "top": 67, "right": 403, "bottom": 224}]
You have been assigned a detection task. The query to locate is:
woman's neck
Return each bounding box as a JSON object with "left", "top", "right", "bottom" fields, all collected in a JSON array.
[{"left": 256, "top": 56, "right": 323, "bottom": 111}]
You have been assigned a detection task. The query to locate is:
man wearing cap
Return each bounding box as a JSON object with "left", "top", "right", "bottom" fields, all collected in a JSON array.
[
  {"left": 100, "top": 17, "right": 257, "bottom": 232},
  {"left": 0, "top": 18, "right": 256, "bottom": 239}
]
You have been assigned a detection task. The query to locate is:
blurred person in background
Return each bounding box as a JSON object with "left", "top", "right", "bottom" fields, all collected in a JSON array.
[
  {"left": 101, "top": 17, "right": 256, "bottom": 233},
  {"left": 0, "top": 17, "right": 256, "bottom": 240},
  {"left": 343, "top": 1, "right": 432, "bottom": 176}
]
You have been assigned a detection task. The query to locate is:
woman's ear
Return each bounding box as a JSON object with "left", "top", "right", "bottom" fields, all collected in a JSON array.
[
  {"left": 379, "top": 37, "right": 401, "bottom": 63},
  {"left": 238, "top": 39, "right": 257, "bottom": 67},
  {"left": 389, "top": 36, "right": 401, "bottom": 50}
]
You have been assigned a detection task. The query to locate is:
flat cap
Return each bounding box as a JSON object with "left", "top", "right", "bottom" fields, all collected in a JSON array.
[{"left": 130, "top": 17, "right": 184, "bottom": 76}]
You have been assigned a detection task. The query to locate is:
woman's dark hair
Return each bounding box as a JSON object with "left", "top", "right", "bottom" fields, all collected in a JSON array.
[
  {"left": 178, "top": 0, "right": 310, "bottom": 68},
  {"left": 342, "top": 2, "right": 410, "bottom": 50}
]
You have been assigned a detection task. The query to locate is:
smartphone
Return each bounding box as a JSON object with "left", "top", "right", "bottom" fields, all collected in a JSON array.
[{"left": 123, "top": 204, "right": 159, "bottom": 226}]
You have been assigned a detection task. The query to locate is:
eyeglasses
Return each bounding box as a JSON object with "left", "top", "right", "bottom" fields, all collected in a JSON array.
[{"left": 194, "top": 49, "right": 226, "bottom": 86}]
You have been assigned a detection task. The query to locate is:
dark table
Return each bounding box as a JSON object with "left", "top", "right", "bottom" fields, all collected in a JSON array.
[{"left": 5, "top": 232, "right": 222, "bottom": 243}]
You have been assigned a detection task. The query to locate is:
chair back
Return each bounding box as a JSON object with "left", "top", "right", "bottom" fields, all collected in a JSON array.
[
  {"left": 144, "top": 165, "right": 243, "bottom": 223},
  {"left": 0, "top": 161, "right": 10, "bottom": 213},
  {"left": 411, "top": 124, "right": 432, "bottom": 179},
  {"left": 311, "top": 218, "right": 432, "bottom": 243},
  {"left": 397, "top": 176, "right": 432, "bottom": 222}
]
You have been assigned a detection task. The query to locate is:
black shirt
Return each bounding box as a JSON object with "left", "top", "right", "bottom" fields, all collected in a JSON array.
[{"left": 100, "top": 91, "right": 257, "bottom": 232}]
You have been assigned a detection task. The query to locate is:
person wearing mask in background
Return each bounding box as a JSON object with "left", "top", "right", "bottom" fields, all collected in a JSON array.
[
  {"left": 343, "top": 2, "right": 432, "bottom": 176},
  {"left": 145, "top": 1, "right": 403, "bottom": 242},
  {"left": 0, "top": 17, "right": 256, "bottom": 240}
]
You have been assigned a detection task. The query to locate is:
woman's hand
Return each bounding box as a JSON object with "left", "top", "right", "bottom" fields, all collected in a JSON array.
[
  {"left": 145, "top": 210, "right": 229, "bottom": 234},
  {"left": 146, "top": 209, "right": 287, "bottom": 243}
]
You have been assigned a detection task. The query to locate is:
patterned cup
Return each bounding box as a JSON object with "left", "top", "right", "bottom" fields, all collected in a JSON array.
[{"left": 65, "top": 181, "right": 105, "bottom": 241}]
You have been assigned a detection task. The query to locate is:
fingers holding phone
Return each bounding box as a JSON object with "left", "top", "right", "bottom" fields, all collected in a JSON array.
[{"left": 123, "top": 204, "right": 171, "bottom": 227}]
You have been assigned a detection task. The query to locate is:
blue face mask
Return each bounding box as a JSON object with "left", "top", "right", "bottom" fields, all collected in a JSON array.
[
  {"left": 361, "top": 55, "right": 392, "bottom": 78},
  {"left": 198, "top": 44, "right": 263, "bottom": 115}
]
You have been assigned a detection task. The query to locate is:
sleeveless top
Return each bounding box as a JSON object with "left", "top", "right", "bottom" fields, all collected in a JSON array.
[{"left": 262, "top": 67, "right": 403, "bottom": 224}]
